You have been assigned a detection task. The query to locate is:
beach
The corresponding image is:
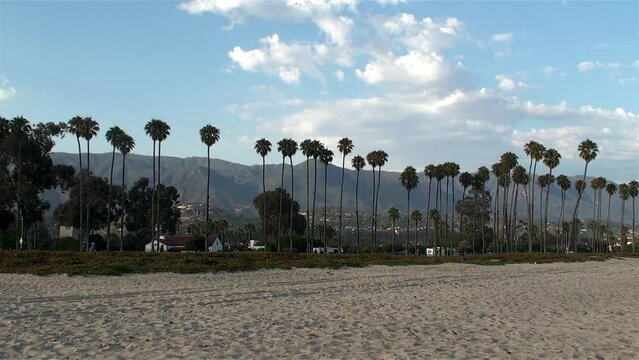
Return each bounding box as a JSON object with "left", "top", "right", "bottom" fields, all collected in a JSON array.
[{"left": 0, "top": 258, "right": 637, "bottom": 359}]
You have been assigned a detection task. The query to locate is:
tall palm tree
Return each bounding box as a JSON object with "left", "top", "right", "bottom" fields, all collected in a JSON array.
[
  {"left": 68, "top": 116, "right": 85, "bottom": 250},
  {"left": 155, "top": 121, "right": 170, "bottom": 248},
  {"left": 434, "top": 164, "right": 446, "bottom": 253},
  {"left": 512, "top": 166, "right": 529, "bottom": 252},
  {"left": 117, "top": 134, "right": 135, "bottom": 251},
  {"left": 537, "top": 174, "right": 554, "bottom": 252},
  {"left": 458, "top": 171, "right": 473, "bottom": 246},
  {"left": 499, "top": 152, "right": 518, "bottom": 252},
  {"left": 277, "top": 138, "right": 289, "bottom": 252},
  {"left": 286, "top": 139, "right": 298, "bottom": 253},
  {"left": 476, "top": 166, "right": 490, "bottom": 253},
  {"left": 337, "top": 137, "right": 354, "bottom": 251},
  {"left": 319, "top": 147, "right": 333, "bottom": 252},
  {"left": 523, "top": 140, "right": 545, "bottom": 252},
  {"left": 144, "top": 119, "right": 161, "bottom": 251},
  {"left": 400, "top": 166, "right": 419, "bottom": 256},
  {"left": 374, "top": 150, "right": 388, "bottom": 250},
  {"left": 254, "top": 138, "right": 272, "bottom": 249},
  {"left": 300, "top": 139, "right": 313, "bottom": 252},
  {"left": 569, "top": 139, "right": 599, "bottom": 252},
  {"left": 366, "top": 151, "right": 377, "bottom": 253},
  {"left": 200, "top": 124, "right": 221, "bottom": 251},
  {"left": 81, "top": 117, "right": 99, "bottom": 250},
  {"left": 411, "top": 209, "right": 423, "bottom": 255},
  {"left": 105, "top": 126, "right": 125, "bottom": 251},
  {"left": 605, "top": 182, "right": 617, "bottom": 250},
  {"left": 388, "top": 207, "right": 400, "bottom": 253},
  {"left": 556, "top": 175, "right": 571, "bottom": 252},
  {"left": 590, "top": 177, "right": 606, "bottom": 252},
  {"left": 629, "top": 180, "right": 638, "bottom": 254},
  {"left": 448, "top": 162, "right": 460, "bottom": 251},
  {"left": 595, "top": 177, "right": 608, "bottom": 250},
  {"left": 424, "top": 164, "right": 435, "bottom": 250},
  {"left": 541, "top": 149, "right": 560, "bottom": 252},
  {"left": 429, "top": 209, "right": 441, "bottom": 255},
  {"left": 491, "top": 162, "right": 504, "bottom": 253},
  {"left": 311, "top": 141, "right": 323, "bottom": 247},
  {"left": 10, "top": 117, "right": 32, "bottom": 249},
  {"left": 618, "top": 183, "right": 630, "bottom": 252},
  {"left": 351, "top": 155, "right": 366, "bottom": 253},
  {"left": 573, "top": 179, "right": 586, "bottom": 249}
]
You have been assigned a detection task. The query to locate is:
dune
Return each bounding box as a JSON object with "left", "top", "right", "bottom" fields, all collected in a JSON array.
[{"left": 0, "top": 258, "right": 637, "bottom": 359}]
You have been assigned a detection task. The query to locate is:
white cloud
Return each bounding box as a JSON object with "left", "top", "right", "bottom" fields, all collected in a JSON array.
[
  {"left": 377, "top": 0, "right": 405, "bottom": 5},
  {"left": 314, "top": 15, "right": 354, "bottom": 47},
  {"left": 492, "top": 33, "right": 513, "bottom": 42},
  {"left": 542, "top": 66, "right": 558, "bottom": 74},
  {"left": 577, "top": 61, "right": 621, "bottom": 72},
  {"left": 0, "top": 75, "right": 16, "bottom": 101},
  {"left": 334, "top": 70, "right": 345, "bottom": 81},
  {"left": 493, "top": 50, "right": 510, "bottom": 59},
  {"left": 278, "top": 67, "right": 301, "bottom": 84},
  {"left": 377, "top": 14, "right": 465, "bottom": 52},
  {"left": 496, "top": 74, "right": 533, "bottom": 91}
]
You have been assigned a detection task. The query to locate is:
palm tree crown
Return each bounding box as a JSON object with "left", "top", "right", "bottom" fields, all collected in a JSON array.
[
  {"left": 200, "top": 125, "right": 220, "bottom": 147},
  {"left": 254, "top": 138, "right": 272, "bottom": 157}
]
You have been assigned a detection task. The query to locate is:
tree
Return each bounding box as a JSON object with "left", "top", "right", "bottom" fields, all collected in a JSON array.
[
  {"left": 200, "top": 124, "right": 220, "bottom": 251},
  {"left": 447, "top": 162, "right": 460, "bottom": 252},
  {"left": 629, "top": 180, "right": 638, "bottom": 254},
  {"left": 424, "top": 164, "right": 435, "bottom": 250},
  {"left": 67, "top": 116, "right": 85, "bottom": 250},
  {"left": 254, "top": 138, "right": 272, "bottom": 248},
  {"left": 144, "top": 119, "right": 161, "bottom": 251},
  {"left": 81, "top": 117, "right": 100, "bottom": 251},
  {"left": 117, "top": 134, "right": 135, "bottom": 251},
  {"left": 300, "top": 139, "right": 313, "bottom": 252},
  {"left": 253, "top": 189, "right": 306, "bottom": 244},
  {"left": 285, "top": 139, "right": 298, "bottom": 252},
  {"left": 475, "top": 166, "right": 490, "bottom": 253},
  {"left": 537, "top": 174, "right": 554, "bottom": 252},
  {"left": 569, "top": 139, "right": 599, "bottom": 252},
  {"left": 388, "top": 207, "right": 400, "bottom": 253},
  {"left": 523, "top": 141, "right": 545, "bottom": 252},
  {"left": 605, "top": 182, "right": 617, "bottom": 248},
  {"left": 572, "top": 179, "right": 587, "bottom": 248},
  {"left": 455, "top": 187, "right": 492, "bottom": 253},
  {"left": 411, "top": 209, "right": 423, "bottom": 255},
  {"left": 434, "top": 164, "right": 445, "bottom": 252},
  {"left": 499, "top": 152, "right": 518, "bottom": 252},
  {"left": 310, "top": 141, "right": 323, "bottom": 246},
  {"left": 351, "top": 155, "right": 366, "bottom": 253},
  {"left": 556, "top": 175, "right": 571, "bottom": 252},
  {"left": 429, "top": 209, "right": 441, "bottom": 254},
  {"left": 105, "top": 126, "right": 125, "bottom": 251},
  {"left": 590, "top": 177, "right": 607, "bottom": 252},
  {"left": 154, "top": 120, "right": 170, "bottom": 249},
  {"left": 400, "top": 166, "right": 419, "bottom": 255},
  {"left": 337, "top": 137, "right": 353, "bottom": 252},
  {"left": 319, "top": 147, "right": 334, "bottom": 252},
  {"left": 540, "top": 148, "right": 560, "bottom": 253},
  {"left": 373, "top": 150, "right": 388, "bottom": 251},
  {"left": 275, "top": 138, "right": 297, "bottom": 252},
  {"left": 458, "top": 171, "right": 473, "bottom": 246},
  {"left": 366, "top": 151, "right": 377, "bottom": 252},
  {"left": 511, "top": 166, "right": 528, "bottom": 252},
  {"left": 618, "top": 183, "right": 630, "bottom": 252}
]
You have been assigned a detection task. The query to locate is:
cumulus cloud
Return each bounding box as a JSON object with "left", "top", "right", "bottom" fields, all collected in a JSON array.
[
  {"left": 334, "top": 70, "right": 345, "bottom": 81},
  {"left": 492, "top": 33, "right": 513, "bottom": 42},
  {"left": 0, "top": 76, "right": 16, "bottom": 101},
  {"left": 577, "top": 61, "right": 621, "bottom": 72},
  {"left": 496, "top": 74, "right": 533, "bottom": 91}
]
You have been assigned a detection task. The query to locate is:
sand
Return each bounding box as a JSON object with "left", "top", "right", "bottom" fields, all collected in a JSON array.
[{"left": 0, "top": 258, "right": 637, "bottom": 359}]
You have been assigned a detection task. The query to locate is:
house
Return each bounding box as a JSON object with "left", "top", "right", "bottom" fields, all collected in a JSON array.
[
  {"left": 208, "top": 238, "right": 223, "bottom": 252},
  {"left": 145, "top": 235, "right": 219, "bottom": 252}
]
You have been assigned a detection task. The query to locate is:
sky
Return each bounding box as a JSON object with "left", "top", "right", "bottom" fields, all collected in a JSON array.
[{"left": 1, "top": 0, "right": 638, "bottom": 182}]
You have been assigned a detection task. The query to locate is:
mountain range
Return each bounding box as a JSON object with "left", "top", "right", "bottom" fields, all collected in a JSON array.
[{"left": 47, "top": 152, "right": 635, "bottom": 224}]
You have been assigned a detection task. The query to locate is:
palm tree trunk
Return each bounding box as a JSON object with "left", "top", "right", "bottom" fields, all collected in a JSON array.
[
  {"left": 452, "top": 177, "right": 456, "bottom": 253},
  {"left": 526, "top": 158, "right": 533, "bottom": 253},
  {"left": 370, "top": 167, "right": 376, "bottom": 254},
  {"left": 502, "top": 182, "right": 509, "bottom": 253},
  {"left": 592, "top": 188, "right": 596, "bottom": 252},
  {"left": 426, "top": 177, "right": 432, "bottom": 251},
  {"left": 289, "top": 156, "right": 294, "bottom": 253},
  {"left": 620, "top": 200, "right": 625, "bottom": 253},
  {"left": 150, "top": 140, "right": 156, "bottom": 252},
  {"left": 75, "top": 136, "right": 83, "bottom": 251},
  {"left": 85, "top": 139, "right": 91, "bottom": 251},
  {"left": 632, "top": 196, "right": 636, "bottom": 254},
  {"left": 391, "top": 218, "right": 395, "bottom": 253},
  {"left": 312, "top": 158, "right": 318, "bottom": 248},
  {"left": 406, "top": 191, "right": 410, "bottom": 256},
  {"left": 531, "top": 160, "right": 538, "bottom": 252},
  {"left": 606, "top": 194, "right": 612, "bottom": 252},
  {"left": 120, "top": 153, "right": 126, "bottom": 252},
  {"left": 262, "top": 157, "right": 267, "bottom": 250},
  {"left": 493, "top": 182, "right": 500, "bottom": 253},
  {"left": 558, "top": 191, "right": 565, "bottom": 253},
  {"left": 306, "top": 156, "right": 310, "bottom": 252},
  {"left": 107, "top": 145, "right": 116, "bottom": 251},
  {"left": 459, "top": 187, "right": 467, "bottom": 248},
  {"left": 512, "top": 183, "right": 519, "bottom": 252},
  {"left": 538, "top": 185, "right": 543, "bottom": 253},
  {"left": 206, "top": 145, "right": 211, "bottom": 252},
  {"left": 569, "top": 163, "right": 589, "bottom": 252},
  {"left": 445, "top": 177, "right": 450, "bottom": 253},
  {"left": 278, "top": 156, "right": 285, "bottom": 252},
  {"left": 355, "top": 170, "right": 361, "bottom": 254},
  {"left": 375, "top": 167, "right": 382, "bottom": 253},
  {"left": 543, "top": 172, "right": 552, "bottom": 253},
  {"left": 324, "top": 164, "right": 328, "bottom": 252},
  {"left": 339, "top": 154, "right": 345, "bottom": 252},
  {"left": 156, "top": 140, "right": 162, "bottom": 249},
  {"left": 414, "top": 217, "right": 418, "bottom": 255}
]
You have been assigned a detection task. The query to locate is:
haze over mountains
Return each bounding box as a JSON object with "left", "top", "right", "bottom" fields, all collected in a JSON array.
[{"left": 49, "top": 153, "right": 633, "bottom": 222}]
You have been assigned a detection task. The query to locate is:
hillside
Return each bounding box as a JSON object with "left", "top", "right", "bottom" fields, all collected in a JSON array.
[{"left": 48, "top": 152, "right": 634, "bottom": 222}]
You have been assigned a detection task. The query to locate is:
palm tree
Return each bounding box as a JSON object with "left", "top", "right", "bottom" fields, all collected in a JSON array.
[
  {"left": 311, "top": 141, "right": 323, "bottom": 247},
  {"left": 388, "top": 207, "right": 400, "bottom": 253},
  {"left": 254, "top": 138, "right": 272, "bottom": 249},
  {"left": 605, "top": 182, "right": 617, "bottom": 250},
  {"left": 429, "top": 209, "right": 441, "bottom": 255},
  {"left": 144, "top": 119, "right": 162, "bottom": 251},
  {"left": 499, "top": 152, "right": 518, "bottom": 252},
  {"left": 337, "top": 137, "right": 354, "bottom": 251},
  {"left": 491, "top": 162, "right": 504, "bottom": 252},
  {"left": 351, "top": 155, "right": 366, "bottom": 253},
  {"left": 539, "top": 148, "right": 559, "bottom": 252},
  {"left": 286, "top": 140, "right": 298, "bottom": 253},
  {"left": 458, "top": 171, "right": 473, "bottom": 246},
  {"left": 277, "top": 138, "right": 289, "bottom": 252},
  {"left": 81, "top": 117, "right": 99, "bottom": 250},
  {"left": 424, "top": 164, "right": 435, "bottom": 250},
  {"left": 105, "top": 126, "right": 125, "bottom": 251},
  {"left": 155, "top": 121, "right": 170, "bottom": 248},
  {"left": 573, "top": 179, "right": 586, "bottom": 249},
  {"left": 411, "top": 209, "right": 423, "bottom": 255},
  {"left": 538, "top": 174, "right": 554, "bottom": 252},
  {"left": 200, "top": 124, "right": 221, "bottom": 251},
  {"left": 10, "top": 117, "right": 32, "bottom": 249},
  {"left": 594, "top": 177, "right": 608, "bottom": 250},
  {"left": 67, "top": 116, "right": 85, "bottom": 250},
  {"left": 512, "top": 166, "right": 529, "bottom": 252},
  {"left": 590, "top": 177, "right": 606, "bottom": 252},
  {"left": 319, "top": 147, "right": 333, "bottom": 252},
  {"left": 629, "top": 180, "right": 638, "bottom": 254},
  {"left": 448, "top": 162, "right": 460, "bottom": 252},
  {"left": 366, "top": 152, "right": 377, "bottom": 253},
  {"left": 374, "top": 150, "right": 388, "bottom": 250},
  {"left": 400, "top": 166, "right": 419, "bottom": 256},
  {"left": 556, "top": 175, "right": 571, "bottom": 252},
  {"left": 618, "top": 183, "right": 630, "bottom": 252},
  {"left": 434, "top": 164, "right": 445, "bottom": 252},
  {"left": 523, "top": 141, "right": 545, "bottom": 252},
  {"left": 117, "top": 134, "right": 135, "bottom": 251},
  {"left": 300, "top": 139, "right": 313, "bottom": 251},
  {"left": 476, "top": 166, "right": 490, "bottom": 253},
  {"left": 569, "top": 139, "right": 599, "bottom": 252}
]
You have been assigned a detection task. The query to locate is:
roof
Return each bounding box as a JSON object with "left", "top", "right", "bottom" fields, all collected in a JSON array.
[{"left": 159, "top": 235, "right": 218, "bottom": 247}]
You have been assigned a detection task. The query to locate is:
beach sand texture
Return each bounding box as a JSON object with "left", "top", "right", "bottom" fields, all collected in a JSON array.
[{"left": 0, "top": 258, "right": 637, "bottom": 359}]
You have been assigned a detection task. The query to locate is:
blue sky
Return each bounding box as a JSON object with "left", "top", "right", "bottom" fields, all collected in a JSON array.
[{"left": 1, "top": 0, "right": 638, "bottom": 182}]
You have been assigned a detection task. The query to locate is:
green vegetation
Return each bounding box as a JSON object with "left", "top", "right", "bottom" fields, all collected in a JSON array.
[{"left": 0, "top": 251, "right": 628, "bottom": 276}]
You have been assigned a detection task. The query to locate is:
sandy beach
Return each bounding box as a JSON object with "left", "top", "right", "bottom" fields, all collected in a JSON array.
[{"left": 0, "top": 258, "right": 637, "bottom": 359}]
